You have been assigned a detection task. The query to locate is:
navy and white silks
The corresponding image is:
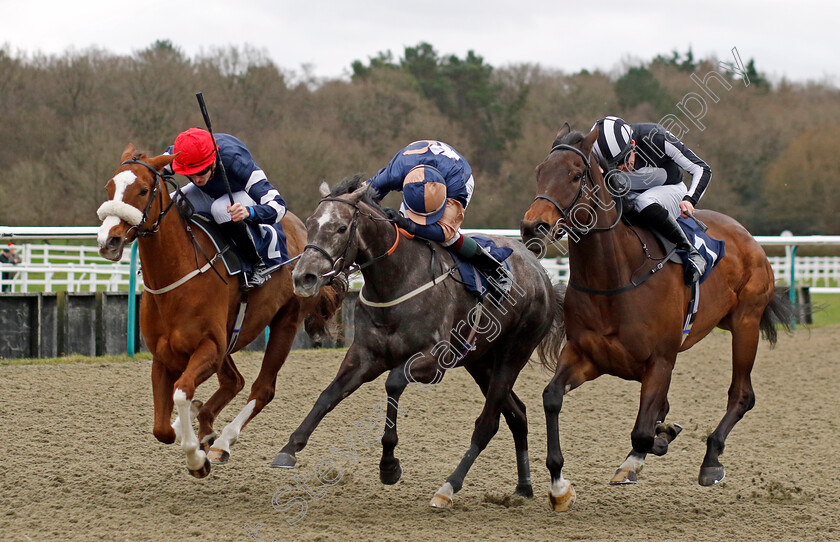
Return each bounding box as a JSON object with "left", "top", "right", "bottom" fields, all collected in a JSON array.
[
  {"left": 368, "top": 140, "right": 475, "bottom": 244},
  {"left": 167, "top": 134, "right": 289, "bottom": 268}
]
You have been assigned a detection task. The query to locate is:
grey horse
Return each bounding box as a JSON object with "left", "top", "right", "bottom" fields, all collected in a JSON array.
[{"left": 271, "top": 176, "right": 565, "bottom": 509}]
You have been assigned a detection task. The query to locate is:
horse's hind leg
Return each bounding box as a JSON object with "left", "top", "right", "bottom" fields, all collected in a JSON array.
[
  {"left": 430, "top": 355, "right": 527, "bottom": 510},
  {"left": 198, "top": 355, "right": 245, "bottom": 458},
  {"left": 465, "top": 362, "right": 533, "bottom": 498},
  {"left": 699, "top": 318, "right": 759, "bottom": 486},
  {"left": 379, "top": 368, "right": 409, "bottom": 485},
  {"left": 210, "top": 307, "right": 300, "bottom": 464}
]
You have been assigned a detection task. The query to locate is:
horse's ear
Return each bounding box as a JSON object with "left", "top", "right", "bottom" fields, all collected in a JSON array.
[
  {"left": 551, "top": 123, "right": 572, "bottom": 149},
  {"left": 581, "top": 125, "right": 599, "bottom": 154},
  {"left": 319, "top": 181, "right": 330, "bottom": 198},
  {"left": 348, "top": 180, "right": 370, "bottom": 202},
  {"left": 557, "top": 123, "right": 571, "bottom": 139},
  {"left": 120, "top": 144, "right": 136, "bottom": 163},
  {"left": 147, "top": 153, "right": 176, "bottom": 172}
]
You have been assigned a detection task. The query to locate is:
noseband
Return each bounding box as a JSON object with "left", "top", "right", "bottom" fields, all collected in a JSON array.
[
  {"left": 533, "top": 144, "right": 622, "bottom": 235},
  {"left": 304, "top": 196, "right": 401, "bottom": 279},
  {"left": 120, "top": 159, "right": 179, "bottom": 238}
]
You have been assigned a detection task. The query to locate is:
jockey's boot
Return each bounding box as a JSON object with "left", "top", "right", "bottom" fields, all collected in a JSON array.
[
  {"left": 456, "top": 235, "right": 513, "bottom": 297},
  {"left": 222, "top": 221, "right": 271, "bottom": 289},
  {"left": 639, "top": 204, "right": 705, "bottom": 285}
]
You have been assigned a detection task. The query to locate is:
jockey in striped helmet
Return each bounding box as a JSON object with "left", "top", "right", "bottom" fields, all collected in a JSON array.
[{"left": 592, "top": 116, "right": 711, "bottom": 284}]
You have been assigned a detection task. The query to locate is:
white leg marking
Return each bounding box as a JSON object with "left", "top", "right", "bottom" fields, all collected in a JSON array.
[
  {"left": 618, "top": 453, "right": 646, "bottom": 473},
  {"left": 174, "top": 389, "right": 207, "bottom": 471},
  {"left": 436, "top": 482, "right": 454, "bottom": 500},
  {"left": 549, "top": 474, "right": 571, "bottom": 497},
  {"left": 212, "top": 400, "right": 256, "bottom": 454}
]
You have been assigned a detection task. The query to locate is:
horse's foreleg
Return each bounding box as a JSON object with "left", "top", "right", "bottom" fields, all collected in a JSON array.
[
  {"left": 209, "top": 310, "right": 299, "bottom": 464},
  {"left": 699, "top": 320, "right": 759, "bottom": 486},
  {"left": 544, "top": 347, "right": 597, "bottom": 512},
  {"left": 152, "top": 359, "right": 177, "bottom": 444},
  {"left": 271, "top": 346, "right": 385, "bottom": 468},
  {"left": 172, "top": 340, "right": 223, "bottom": 478},
  {"left": 631, "top": 356, "right": 675, "bottom": 455},
  {"left": 379, "top": 368, "right": 409, "bottom": 485},
  {"left": 198, "top": 355, "right": 245, "bottom": 457},
  {"left": 611, "top": 398, "right": 682, "bottom": 484}
]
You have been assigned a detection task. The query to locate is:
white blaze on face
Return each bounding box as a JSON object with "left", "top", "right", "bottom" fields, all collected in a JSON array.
[{"left": 97, "top": 171, "right": 139, "bottom": 248}]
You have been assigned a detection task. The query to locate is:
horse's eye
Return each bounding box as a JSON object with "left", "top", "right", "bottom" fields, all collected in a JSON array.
[
  {"left": 139, "top": 188, "right": 149, "bottom": 196},
  {"left": 337, "top": 225, "right": 348, "bottom": 234},
  {"left": 573, "top": 174, "right": 582, "bottom": 182}
]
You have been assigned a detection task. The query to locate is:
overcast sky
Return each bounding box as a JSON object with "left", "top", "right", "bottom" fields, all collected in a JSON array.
[{"left": 2, "top": 0, "right": 837, "bottom": 84}]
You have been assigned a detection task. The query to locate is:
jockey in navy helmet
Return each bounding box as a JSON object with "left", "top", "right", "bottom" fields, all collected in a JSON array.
[{"left": 367, "top": 140, "right": 509, "bottom": 282}]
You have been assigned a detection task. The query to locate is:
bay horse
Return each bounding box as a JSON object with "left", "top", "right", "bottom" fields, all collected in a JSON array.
[
  {"left": 97, "top": 145, "right": 345, "bottom": 478},
  {"left": 270, "top": 177, "right": 566, "bottom": 509},
  {"left": 520, "top": 125, "right": 791, "bottom": 511}
]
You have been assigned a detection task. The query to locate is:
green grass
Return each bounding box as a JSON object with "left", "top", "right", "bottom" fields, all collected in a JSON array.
[{"left": 809, "top": 293, "right": 840, "bottom": 327}]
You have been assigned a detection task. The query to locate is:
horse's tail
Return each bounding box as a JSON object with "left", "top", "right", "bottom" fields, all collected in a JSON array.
[
  {"left": 536, "top": 282, "right": 567, "bottom": 372},
  {"left": 304, "top": 273, "right": 349, "bottom": 345},
  {"left": 759, "top": 285, "right": 794, "bottom": 346}
]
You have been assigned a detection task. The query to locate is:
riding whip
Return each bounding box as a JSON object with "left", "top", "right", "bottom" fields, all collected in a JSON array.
[{"left": 196, "top": 92, "right": 235, "bottom": 206}]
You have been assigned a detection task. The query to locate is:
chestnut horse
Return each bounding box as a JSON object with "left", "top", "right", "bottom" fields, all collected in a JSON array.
[
  {"left": 520, "top": 125, "right": 791, "bottom": 511},
  {"left": 270, "top": 177, "right": 566, "bottom": 509},
  {"left": 97, "top": 145, "right": 345, "bottom": 478}
]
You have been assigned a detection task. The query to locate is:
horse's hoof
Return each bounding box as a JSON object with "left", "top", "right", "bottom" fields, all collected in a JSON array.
[
  {"left": 207, "top": 447, "right": 230, "bottom": 465},
  {"left": 698, "top": 465, "right": 726, "bottom": 486},
  {"left": 270, "top": 452, "right": 297, "bottom": 468},
  {"left": 514, "top": 483, "right": 534, "bottom": 498},
  {"left": 429, "top": 492, "right": 453, "bottom": 510},
  {"left": 188, "top": 457, "right": 212, "bottom": 479},
  {"left": 650, "top": 437, "right": 670, "bottom": 457},
  {"left": 610, "top": 468, "right": 638, "bottom": 485},
  {"left": 548, "top": 484, "right": 576, "bottom": 512},
  {"left": 379, "top": 463, "right": 403, "bottom": 485}
]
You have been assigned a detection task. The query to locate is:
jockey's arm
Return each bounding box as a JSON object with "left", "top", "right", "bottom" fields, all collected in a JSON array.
[{"left": 243, "top": 176, "right": 287, "bottom": 223}]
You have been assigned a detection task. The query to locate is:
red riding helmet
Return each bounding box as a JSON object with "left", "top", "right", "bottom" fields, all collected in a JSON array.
[{"left": 172, "top": 128, "right": 217, "bottom": 175}]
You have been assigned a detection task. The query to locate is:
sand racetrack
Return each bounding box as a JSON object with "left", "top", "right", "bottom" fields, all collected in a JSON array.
[{"left": 1, "top": 325, "right": 839, "bottom": 541}]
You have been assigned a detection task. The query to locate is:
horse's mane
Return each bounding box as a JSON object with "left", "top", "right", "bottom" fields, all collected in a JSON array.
[{"left": 330, "top": 174, "right": 381, "bottom": 210}]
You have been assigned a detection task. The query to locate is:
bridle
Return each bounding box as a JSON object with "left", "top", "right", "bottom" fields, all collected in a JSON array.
[
  {"left": 120, "top": 159, "right": 180, "bottom": 238},
  {"left": 533, "top": 144, "right": 622, "bottom": 235},
  {"left": 304, "top": 196, "right": 401, "bottom": 279}
]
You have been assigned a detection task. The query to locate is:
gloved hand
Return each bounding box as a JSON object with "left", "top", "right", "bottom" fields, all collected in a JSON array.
[{"left": 383, "top": 208, "right": 416, "bottom": 234}]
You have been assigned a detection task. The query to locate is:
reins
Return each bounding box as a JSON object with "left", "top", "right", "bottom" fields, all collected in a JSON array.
[
  {"left": 304, "top": 196, "right": 404, "bottom": 279},
  {"left": 304, "top": 195, "right": 454, "bottom": 306},
  {"left": 533, "top": 144, "right": 623, "bottom": 236},
  {"left": 536, "top": 143, "right": 676, "bottom": 296}
]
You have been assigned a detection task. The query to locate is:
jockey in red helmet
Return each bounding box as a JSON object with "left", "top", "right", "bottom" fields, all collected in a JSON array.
[{"left": 168, "top": 128, "right": 288, "bottom": 288}]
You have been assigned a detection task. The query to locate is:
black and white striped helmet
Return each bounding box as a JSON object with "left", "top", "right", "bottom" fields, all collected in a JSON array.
[{"left": 591, "top": 116, "right": 634, "bottom": 168}]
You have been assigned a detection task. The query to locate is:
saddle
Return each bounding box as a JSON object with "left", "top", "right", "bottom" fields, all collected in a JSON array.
[
  {"left": 447, "top": 236, "right": 514, "bottom": 303},
  {"left": 623, "top": 214, "right": 725, "bottom": 285},
  {"left": 188, "top": 214, "right": 245, "bottom": 278}
]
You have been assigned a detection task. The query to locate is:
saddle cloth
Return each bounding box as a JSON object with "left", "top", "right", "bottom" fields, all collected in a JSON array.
[
  {"left": 448, "top": 235, "right": 514, "bottom": 302},
  {"left": 653, "top": 217, "right": 725, "bottom": 284}
]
